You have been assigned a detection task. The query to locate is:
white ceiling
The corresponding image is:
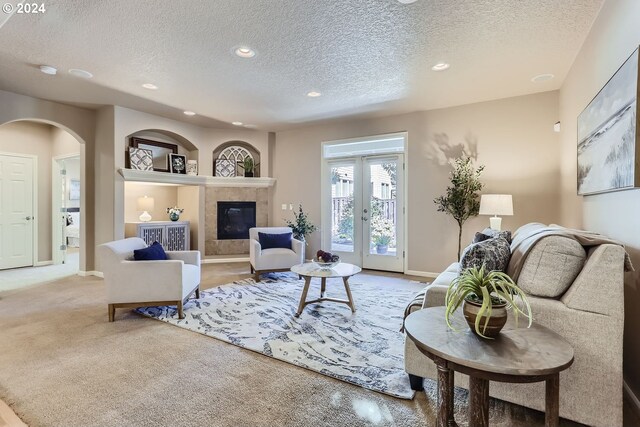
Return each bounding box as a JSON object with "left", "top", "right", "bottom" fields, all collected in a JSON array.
[{"left": 0, "top": 0, "right": 603, "bottom": 130}]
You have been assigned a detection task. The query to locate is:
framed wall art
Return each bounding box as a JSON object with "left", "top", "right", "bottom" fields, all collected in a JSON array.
[
  {"left": 169, "top": 153, "right": 187, "bottom": 174},
  {"left": 128, "top": 146, "right": 154, "bottom": 171},
  {"left": 577, "top": 47, "right": 639, "bottom": 195}
]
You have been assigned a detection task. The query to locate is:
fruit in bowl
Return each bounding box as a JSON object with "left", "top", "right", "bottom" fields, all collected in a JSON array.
[{"left": 313, "top": 250, "right": 340, "bottom": 269}]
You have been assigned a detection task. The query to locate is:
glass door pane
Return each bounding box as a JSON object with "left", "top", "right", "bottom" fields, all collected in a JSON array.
[
  {"left": 330, "top": 163, "right": 356, "bottom": 253},
  {"left": 363, "top": 155, "right": 404, "bottom": 272}
]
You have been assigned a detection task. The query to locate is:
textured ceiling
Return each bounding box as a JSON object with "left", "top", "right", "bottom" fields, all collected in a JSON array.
[{"left": 0, "top": 0, "right": 603, "bottom": 130}]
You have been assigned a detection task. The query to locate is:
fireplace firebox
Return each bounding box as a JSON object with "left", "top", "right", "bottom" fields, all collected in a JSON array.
[{"left": 217, "top": 201, "right": 256, "bottom": 240}]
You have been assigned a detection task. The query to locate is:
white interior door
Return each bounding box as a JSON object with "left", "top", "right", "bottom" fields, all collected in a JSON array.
[
  {"left": 0, "top": 154, "right": 34, "bottom": 270},
  {"left": 325, "top": 154, "right": 404, "bottom": 272}
]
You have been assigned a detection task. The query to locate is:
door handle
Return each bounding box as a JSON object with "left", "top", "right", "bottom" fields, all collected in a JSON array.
[
  {"left": 362, "top": 216, "right": 368, "bottom": 221},
  {"left": 25, "top": 216, "right": 32, "bottom": 220}
]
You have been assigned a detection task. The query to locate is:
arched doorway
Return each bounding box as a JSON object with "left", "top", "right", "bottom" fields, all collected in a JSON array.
[{"left": 0, "top": 119, "right": 86, "bottom": 287}]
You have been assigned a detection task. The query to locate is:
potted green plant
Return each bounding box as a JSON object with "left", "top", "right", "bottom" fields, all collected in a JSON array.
[
  {"left": 444, "top": 265, "right": 532, "bottom": 339},
  {"left": 371, "top": 216, "right": 394, "bottom": 254},
  {"left": 285, "top": 204, "right": 317, "bottom": 242},
  {"left": 242, "top": 157, "right": 256, "bottom": 177}
]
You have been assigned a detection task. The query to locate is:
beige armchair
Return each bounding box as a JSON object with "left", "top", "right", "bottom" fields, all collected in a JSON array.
[
  {"left": 249, "top": 227, "right": 305, "bottom": 281},
  {"left": 98, "top": 238, "right": 201, "bottom": 322}
]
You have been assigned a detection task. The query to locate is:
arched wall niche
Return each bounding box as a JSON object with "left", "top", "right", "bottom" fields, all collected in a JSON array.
[
  {"left": 125, "top": 129, "right": 199, "bottom": 172},
  {"left": 212, "top": 140, "right": 261, "bottom": 177},
  {"left": 127, "top": 128, "right": 198, "bottom": 152}
]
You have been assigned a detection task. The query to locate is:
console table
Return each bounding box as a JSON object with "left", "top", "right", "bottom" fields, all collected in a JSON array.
[
  {"left": 404, "top": 307, "right": 574, "bottom": 427},
  {"left": 125, "top": 221, "right": 190, "bottom": 251}
]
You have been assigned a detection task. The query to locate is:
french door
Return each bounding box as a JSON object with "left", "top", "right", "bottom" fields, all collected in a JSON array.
[
  {"left": 325, "top": 154, "right": 404, "bottom": 272},
  {"left": 0, "top": 154, "right": 35, "bottom": 270}
]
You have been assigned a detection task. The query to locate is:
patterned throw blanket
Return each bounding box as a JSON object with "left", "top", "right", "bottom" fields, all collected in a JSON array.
[{"left": 507, "top": 223, "right": 634, "bottom": 281}]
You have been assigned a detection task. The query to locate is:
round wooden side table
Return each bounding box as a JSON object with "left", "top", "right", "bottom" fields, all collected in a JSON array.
[
  {"left": 290, "top": 262, "right": 361, "bottom": 317},
  {"left": 404, "top": 307, "right": 574, "bottom": 427}
]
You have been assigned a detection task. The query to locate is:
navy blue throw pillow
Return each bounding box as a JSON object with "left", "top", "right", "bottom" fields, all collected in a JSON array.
[
  {"left": 133, "top": 241, "right": 167, "bottom": 261},
  {"left": 258, "top": 232, "right": 292, "bottom": 250}
]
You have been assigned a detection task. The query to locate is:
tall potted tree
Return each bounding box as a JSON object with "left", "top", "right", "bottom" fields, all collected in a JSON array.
[{"left": 434, "top": 156, "right": 484, "bottom": 259}]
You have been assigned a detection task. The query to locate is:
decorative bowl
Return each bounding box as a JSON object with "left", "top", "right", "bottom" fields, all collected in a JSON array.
[{"left": 312, "top": 258, "right": 340, "bottom": 270}]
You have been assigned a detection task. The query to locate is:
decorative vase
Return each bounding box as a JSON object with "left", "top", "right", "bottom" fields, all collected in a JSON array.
[
  {"left": 186, "top": 160, "right": 198, "bottom": 176},
  {"left": 169, "top": 212, "right": 180, "bottom": 221},
  {"left": 375, "top": 244, "right": 388, "bottom": 254},
  {"left": 462, "top": 299, "right": 507, "bottom": 338},
  {"left": 244, "top": 171, "right": 254, "bottom": 177}
]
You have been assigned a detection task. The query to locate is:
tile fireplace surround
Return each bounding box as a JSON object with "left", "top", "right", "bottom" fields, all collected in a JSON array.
[{"left": 205, "top": 187, "right": 269, "bottom": 256}]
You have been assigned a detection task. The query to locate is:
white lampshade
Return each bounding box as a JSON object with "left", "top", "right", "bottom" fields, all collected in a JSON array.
[
  {"left": 137, "top": 196, "right": 154, "bottom": 222},
  {"left": 479, "top": 194, "right": 513, "bottom": 216}
]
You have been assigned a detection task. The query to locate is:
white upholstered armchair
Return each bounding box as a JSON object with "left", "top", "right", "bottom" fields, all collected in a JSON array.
[
  {"left": 98, "top": 238, "right": 201, "bottom": 322},
  {"left": 249, "top": 227, "right": 305, "bottom": 281}
]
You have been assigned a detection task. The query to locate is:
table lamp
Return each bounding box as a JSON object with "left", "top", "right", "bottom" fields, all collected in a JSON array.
[
  {"left": 479, "top": 194, "right": 513, "bottom": 231},
  {"left": 137, "top": 196, "right": 154, "bottom": 222}
]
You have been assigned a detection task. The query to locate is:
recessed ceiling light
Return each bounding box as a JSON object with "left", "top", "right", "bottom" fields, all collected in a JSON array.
[
  {"left": 397, "top": 0, "right": 418, "bottom": 3},
  {"left": 234, "top": 47, "right": 256, "bottom": 58},
  {"left": 307, "top": 91, "right": 322, "bottom": 97},
  {"left": 232, "top": 121, "right": 243, "bottom": 126},
  {"left": 142, "top": 83, "right": 158, "bottom": 90},
  {"left": 183, "top": 111, "right": 196, "bottom": 116},
  {"left": 531, "top": 73, "right": 555, "bottom": 83},
  {"left": 68, "top": 69, "right": 93, "bottom": 79},
  {"left": 431, "top": 62, "right": 450, "bottom": 71},
  {"left": 243, "top": 124, "right": 256, "bottom": 129},
  {"left": 39, "top": 65, "right": 57, "bottom": 75}
]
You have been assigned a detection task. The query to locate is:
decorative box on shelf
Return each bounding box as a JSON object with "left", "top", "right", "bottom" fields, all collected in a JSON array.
[{"left": 125, "top": 221, "right": 190, "bottom": 251}]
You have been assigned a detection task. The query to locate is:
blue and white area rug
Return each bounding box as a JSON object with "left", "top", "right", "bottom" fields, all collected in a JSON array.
[{"left": 136, "top": 273, "right": 423, "bottom": 399}]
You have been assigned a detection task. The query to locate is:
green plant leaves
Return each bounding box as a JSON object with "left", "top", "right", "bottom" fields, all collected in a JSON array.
[{"left": 444, "top": 265, "right": 533, "bottom": 338}]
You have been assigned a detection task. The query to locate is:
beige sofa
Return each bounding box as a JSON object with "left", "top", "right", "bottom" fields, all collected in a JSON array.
[{"left": 404, "top": 226, "right": 625, "bottom": 427}]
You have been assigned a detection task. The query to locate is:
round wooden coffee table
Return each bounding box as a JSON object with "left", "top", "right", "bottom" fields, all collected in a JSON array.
[
  {"left": 404, "top": 307, "right": 574, "bottom": 427},
  {"left": 290, "top": 262, "right": 361, "bottom": 317}
]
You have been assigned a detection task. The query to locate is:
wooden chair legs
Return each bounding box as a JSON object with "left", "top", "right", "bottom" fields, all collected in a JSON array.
[
  {"left": 177, "top": 301, "right": 184, "bottom": 319},
  {"left": 108, "top": 304, "right": 115, "bottom": 322}
]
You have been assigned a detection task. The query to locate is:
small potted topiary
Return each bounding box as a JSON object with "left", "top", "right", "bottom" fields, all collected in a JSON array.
[
  {"left": 444, "top": 265, "right": 533, "bottom": 339},
  {"left": 284, "top": 204, "right": 317, "bottom": 243},
  {"left": 242, "top": 157, "right": 255, "bottom": 177}
]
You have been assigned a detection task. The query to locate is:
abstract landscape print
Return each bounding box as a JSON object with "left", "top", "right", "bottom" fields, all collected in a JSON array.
[{"left": 578, "top": 47, "right": 639, "bottom": 195}]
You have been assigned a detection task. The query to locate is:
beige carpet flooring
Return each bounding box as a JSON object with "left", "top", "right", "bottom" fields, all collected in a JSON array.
[{"left": 0, "top": 263, "right": 633, "bottom": 426}]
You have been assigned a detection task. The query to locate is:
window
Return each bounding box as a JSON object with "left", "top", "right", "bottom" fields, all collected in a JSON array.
[{"left": 381, "top": 183, "right": 390, "bottom": 199}]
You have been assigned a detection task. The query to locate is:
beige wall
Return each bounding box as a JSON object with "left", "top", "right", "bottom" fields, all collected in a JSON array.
[
  {"left": 272, "top": 91, "right": 560, "bottom": 273},
  {"left": 123, "top": 183, "right": 178, "bottom": 223},
  {"left": 177, "top": 186, "right": 203, "bottom": 252},
  {"left": 558, "top": 0, "right": 640, "bottom": 398}
]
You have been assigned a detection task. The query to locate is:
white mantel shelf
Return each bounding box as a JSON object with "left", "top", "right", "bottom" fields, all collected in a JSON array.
[{"left": 118, "top": 168, "right": 276, "bottom": 188}]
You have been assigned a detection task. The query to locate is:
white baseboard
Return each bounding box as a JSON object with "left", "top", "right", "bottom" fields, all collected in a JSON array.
[
  {"left": 202, "top": 257, "right": 249, "bottom": 264},
  {"left": 404, "top": 270, "right": 440, "bottom": 279},
  {"left": 35, "top": 260, "right": 53, "bottom": 267},
  {"left": 624, "top": 380, "right": 640, "bottom": 419},
  {"left": 78, "top": 270, "right": 103, "bottom": 278}
]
